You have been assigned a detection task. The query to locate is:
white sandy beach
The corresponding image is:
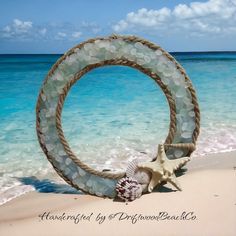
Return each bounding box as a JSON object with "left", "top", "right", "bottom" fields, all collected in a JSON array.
[{"left": 0, "top": 151, "right": 235, "bottom": 236}]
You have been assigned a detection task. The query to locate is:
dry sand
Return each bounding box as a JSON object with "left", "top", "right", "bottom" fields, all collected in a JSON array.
[{"left": 0, "top": 151, "right": 235, "bottom": 236}]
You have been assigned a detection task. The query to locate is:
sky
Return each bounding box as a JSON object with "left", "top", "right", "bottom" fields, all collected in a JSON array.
[{"left": 0, "top": 0, "right": 236, "bottom": 53}]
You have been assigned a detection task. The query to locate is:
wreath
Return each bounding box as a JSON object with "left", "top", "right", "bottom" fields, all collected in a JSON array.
[{"left": 36, "top": 35, "right": 200, "bottom": 201}]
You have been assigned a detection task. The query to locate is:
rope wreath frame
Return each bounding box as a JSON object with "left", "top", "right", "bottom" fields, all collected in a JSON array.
[{"left": 36, "top": 35, "right": 200, "bottom": 197}]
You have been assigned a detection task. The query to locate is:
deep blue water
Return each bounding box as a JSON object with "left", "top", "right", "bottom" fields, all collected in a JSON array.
[{"left": 0, "top": 52, "right": 236, "bottom": 204}]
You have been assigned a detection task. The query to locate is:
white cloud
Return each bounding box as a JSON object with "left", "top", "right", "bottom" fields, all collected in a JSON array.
[
  {"left": 12, "top": 19, "right": 32, "bottom": 33},
  {"left": 173, "top": 0, "right": 235, "bottom": 19},
  {"left": 0, "top": 18, "right": 101, "bottom": 41},
  {"left": 1, "top": 19, "right": 33, "bottom": 39},
  {"left": 55, "top": 32, "right": 67, "bottom": 40},
  {"left": 113, "top": 20, "right": 128, "bottom": 32},
  {"left": 81, "top": 21, "right": 101, "bottom": 34},
  {"left": 3, "top": 26, "right": 11, "bottom": 33},
  {"left": 72, "top": 31, "right": 82, "bottom": 38},
  {"left": 57, "top": 32, "right": 66, "bottom": 37},
  {"left": 112, "top": 0, "right": 236, "bottom": 35},
  {"left": 39, "top": 28, "right": 47, "bottom": 36}
]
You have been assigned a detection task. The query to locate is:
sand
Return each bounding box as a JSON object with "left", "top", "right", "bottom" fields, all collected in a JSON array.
[{"left": 0, "top": 151, "right": 235, "bottom": 236}]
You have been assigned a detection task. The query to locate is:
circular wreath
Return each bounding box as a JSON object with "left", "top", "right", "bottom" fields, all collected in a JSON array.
[{"left": 36, "top": 35, "right": 200, "bottom": 200}]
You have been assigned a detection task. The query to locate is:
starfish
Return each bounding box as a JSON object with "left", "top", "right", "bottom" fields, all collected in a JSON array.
[{"left": 138, "top": 144, "right": 190, "bottom": 192}]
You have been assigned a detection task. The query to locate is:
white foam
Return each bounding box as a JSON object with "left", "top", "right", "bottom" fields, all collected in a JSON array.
[{"left": 0, "top": 185, "right": 35, "bottom": 205}]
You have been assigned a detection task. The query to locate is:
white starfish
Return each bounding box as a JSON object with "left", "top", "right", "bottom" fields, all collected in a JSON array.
[{"left": 138, "top": 144, "right": 190, "bottom": 192}]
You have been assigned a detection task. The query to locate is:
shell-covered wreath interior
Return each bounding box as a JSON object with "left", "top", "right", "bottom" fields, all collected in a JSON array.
[{"left": 36, "top": 35, "right": 200, "bottom": 201}]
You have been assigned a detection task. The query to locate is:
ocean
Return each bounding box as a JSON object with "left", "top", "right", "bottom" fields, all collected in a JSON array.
[{"left": 0, "top": 52, "right": 236, "bottom": 204}]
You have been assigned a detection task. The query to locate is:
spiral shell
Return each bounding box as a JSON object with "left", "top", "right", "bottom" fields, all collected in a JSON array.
[{"left": 116, "top": 177, "right": 142, "bottom": 202}]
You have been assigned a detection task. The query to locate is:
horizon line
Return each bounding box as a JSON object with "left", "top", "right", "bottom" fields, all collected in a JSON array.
[{"left": 0, "top": 50, "right": 236, "bottom": 55}]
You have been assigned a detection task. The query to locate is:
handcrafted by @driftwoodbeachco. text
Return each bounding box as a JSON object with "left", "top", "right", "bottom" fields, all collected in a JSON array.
[{"left": 38, "top": 211, "right": 197, "bottom": 224}]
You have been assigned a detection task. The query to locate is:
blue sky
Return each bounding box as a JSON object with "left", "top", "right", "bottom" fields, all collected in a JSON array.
[{"left": 0, "top": 0, "right": 236, "bottom": 53}]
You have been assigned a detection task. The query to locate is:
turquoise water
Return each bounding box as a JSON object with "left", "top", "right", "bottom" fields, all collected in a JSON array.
[{"left": 0, "top": 52, "right": 236, "bottom": 204}]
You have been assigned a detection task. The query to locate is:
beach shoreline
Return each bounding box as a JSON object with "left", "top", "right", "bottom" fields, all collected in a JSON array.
[
  {"left": 1, "top": 52, "right": 236, "bottom": 212},
  {"left": 0, "top": 151, "right": 235, "bottom": 236}
]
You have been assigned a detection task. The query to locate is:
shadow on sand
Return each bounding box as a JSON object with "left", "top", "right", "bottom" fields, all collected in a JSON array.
[
  {"left": 17, "top": 168, "right": 188, "bottom": 197},
  {"left": 17, "top": 176, "right": 83, "bottom": 194}
]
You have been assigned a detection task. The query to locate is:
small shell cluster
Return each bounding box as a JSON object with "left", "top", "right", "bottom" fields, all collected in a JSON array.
[
  {"left": 115, "top": 159, "right": 151, "bottom": 201},
  {"left": 116, "top": 177, "right": 142, "bottom": 202}
]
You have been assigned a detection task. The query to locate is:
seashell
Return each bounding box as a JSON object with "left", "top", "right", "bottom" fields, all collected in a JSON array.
[
  {"left": 116, "top": 177, "right": 142, "bottom": 202},
  {"left": 126, "top": 159, "right": 138, "bottom": 177},
  {"left": 126, "top": 159, "right": 151, "bottom": 187}
]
